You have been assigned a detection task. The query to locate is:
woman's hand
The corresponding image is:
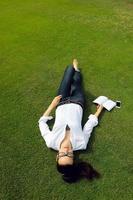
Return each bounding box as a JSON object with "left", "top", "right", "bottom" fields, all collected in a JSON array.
[
  {"left": 43, "top": 95, "right": 62, "bottom": 117},
  {"left": 50, "top": 95, "right": 62, "bottom": 109}
]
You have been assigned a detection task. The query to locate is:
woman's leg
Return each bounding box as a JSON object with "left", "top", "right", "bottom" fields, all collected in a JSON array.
[
  {"left": 57, "top": 65, "right": 75, "bottom": 101},
  {"left": 70, "top": 71, "right": 85, "bottom": 107}
]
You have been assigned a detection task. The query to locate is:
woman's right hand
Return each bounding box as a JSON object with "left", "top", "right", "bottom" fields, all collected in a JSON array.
[{"left": 50, "top": 95, "right": 62, "bottom": 109}]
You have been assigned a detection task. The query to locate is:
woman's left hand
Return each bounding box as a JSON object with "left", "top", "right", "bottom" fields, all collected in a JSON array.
[{"left": 50, "top": 95, "right": 62, "bottom": 109}]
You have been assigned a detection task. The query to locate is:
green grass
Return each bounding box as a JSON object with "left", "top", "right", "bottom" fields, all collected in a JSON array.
[{"left": 0, "top": 0, "right": 133, "bottom": 199}]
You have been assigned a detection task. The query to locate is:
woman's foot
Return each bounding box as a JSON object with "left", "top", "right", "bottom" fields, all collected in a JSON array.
[{"left": 73, "top": 59, "right": 79, "bottom": 71}]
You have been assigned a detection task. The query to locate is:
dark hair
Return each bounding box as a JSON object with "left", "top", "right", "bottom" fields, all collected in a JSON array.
[{"left": 57, "top": 161, "right": 100, "bottom": 183}]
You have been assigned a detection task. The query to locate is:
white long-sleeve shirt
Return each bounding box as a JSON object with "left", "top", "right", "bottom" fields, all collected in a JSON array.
[{"left": 38, "top": 103, "right": 98, "bottom": 151}]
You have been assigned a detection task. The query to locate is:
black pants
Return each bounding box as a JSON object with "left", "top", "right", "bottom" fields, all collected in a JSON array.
[{"left": 57, "top": 65, "right": 85, "bottom": 109}]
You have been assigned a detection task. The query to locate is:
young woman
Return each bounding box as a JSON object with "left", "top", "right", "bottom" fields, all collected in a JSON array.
[{"left": 38, "top": 59, "right": 105, "bottom": 183}]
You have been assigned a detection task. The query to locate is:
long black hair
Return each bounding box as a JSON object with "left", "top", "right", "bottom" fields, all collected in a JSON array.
[{"left": 57, "top": 161, "right": 100, "bottom": 183}]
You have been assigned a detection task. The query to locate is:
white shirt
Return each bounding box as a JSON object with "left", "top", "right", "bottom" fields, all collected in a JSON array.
[{"left": 38, "top": 103, "right": 98, "bottom": 151}]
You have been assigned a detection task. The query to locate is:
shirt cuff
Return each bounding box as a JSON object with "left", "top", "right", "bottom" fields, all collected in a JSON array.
[
  {"left": 38, "top": 116, "right": 53, "bottom": 123},
  {"left": 88, "top": 114, "right": 98, "bottom": 126}
]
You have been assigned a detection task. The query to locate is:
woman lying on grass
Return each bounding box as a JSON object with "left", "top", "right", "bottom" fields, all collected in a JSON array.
[{"left": 38, "top": 59, "right": 105, "bottom": 183}]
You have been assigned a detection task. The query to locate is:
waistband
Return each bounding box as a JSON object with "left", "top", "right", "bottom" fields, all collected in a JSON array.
[{"left": 57, "top": 98, "right": 84, "bottom": 109}]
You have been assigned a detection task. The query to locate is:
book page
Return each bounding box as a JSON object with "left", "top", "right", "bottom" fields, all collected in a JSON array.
[
  {"left": 103, "top": 100, "right": 116, "bottom": 111},
  {"left": 93, "top": 96, "right": 108, "bottom": 105}
]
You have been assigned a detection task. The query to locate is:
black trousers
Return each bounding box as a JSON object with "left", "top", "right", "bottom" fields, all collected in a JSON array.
[{"left": 57, "top": 65, "right": 85, "bottom": 109}]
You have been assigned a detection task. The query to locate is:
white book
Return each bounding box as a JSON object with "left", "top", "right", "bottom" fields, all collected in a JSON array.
[{"left": 93, "top": 96, "right": 116, "bottom": 111}]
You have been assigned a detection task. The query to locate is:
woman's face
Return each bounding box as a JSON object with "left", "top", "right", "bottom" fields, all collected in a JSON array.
[
  {"left": 56, "top": 147, "right": 74, "bottom": 165},
  {"left": 57, "top": 130, "right": 73, "bottom": 165}
]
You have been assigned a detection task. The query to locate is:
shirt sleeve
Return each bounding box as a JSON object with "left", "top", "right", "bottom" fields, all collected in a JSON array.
[
  {"left": 83, "top": 114, "right": 98, "bottom": 148},
  {"left": 38, "top": 116, "right": 53, "bottom": 147}
]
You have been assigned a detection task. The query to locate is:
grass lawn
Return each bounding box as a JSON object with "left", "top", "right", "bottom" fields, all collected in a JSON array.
[{"left": 0, "top": 0, "right": 133, "bottom": 199}]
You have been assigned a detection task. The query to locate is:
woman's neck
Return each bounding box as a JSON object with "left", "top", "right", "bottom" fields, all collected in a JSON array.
[{"left": 60, "top": 130, "right": 72, "bottom": 149}]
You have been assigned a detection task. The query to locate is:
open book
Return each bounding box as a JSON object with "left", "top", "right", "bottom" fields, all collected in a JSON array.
[{"left": 93, "top": 96, "right": 116, "bottom": 111}]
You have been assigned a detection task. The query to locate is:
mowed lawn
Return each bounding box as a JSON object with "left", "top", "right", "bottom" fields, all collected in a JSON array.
[{"left": 0, "top": 0, "right": 133, "bottom": 199}]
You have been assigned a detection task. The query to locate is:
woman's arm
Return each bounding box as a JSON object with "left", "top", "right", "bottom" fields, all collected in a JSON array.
[
  {"left": 83, "top": 105, "right": 104, "bottom": 149},
  {"left": 94, "top": 105, "right": 104, "bottom": 118},
  {"left": 38, "top": 95, "right": 62, "bottom": 147},
  {"left": 43, "top": 95, "right": 62, "bottom": 116},
  {"left": 43, "top": 104, "right": 54, "bottom": 117}
]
